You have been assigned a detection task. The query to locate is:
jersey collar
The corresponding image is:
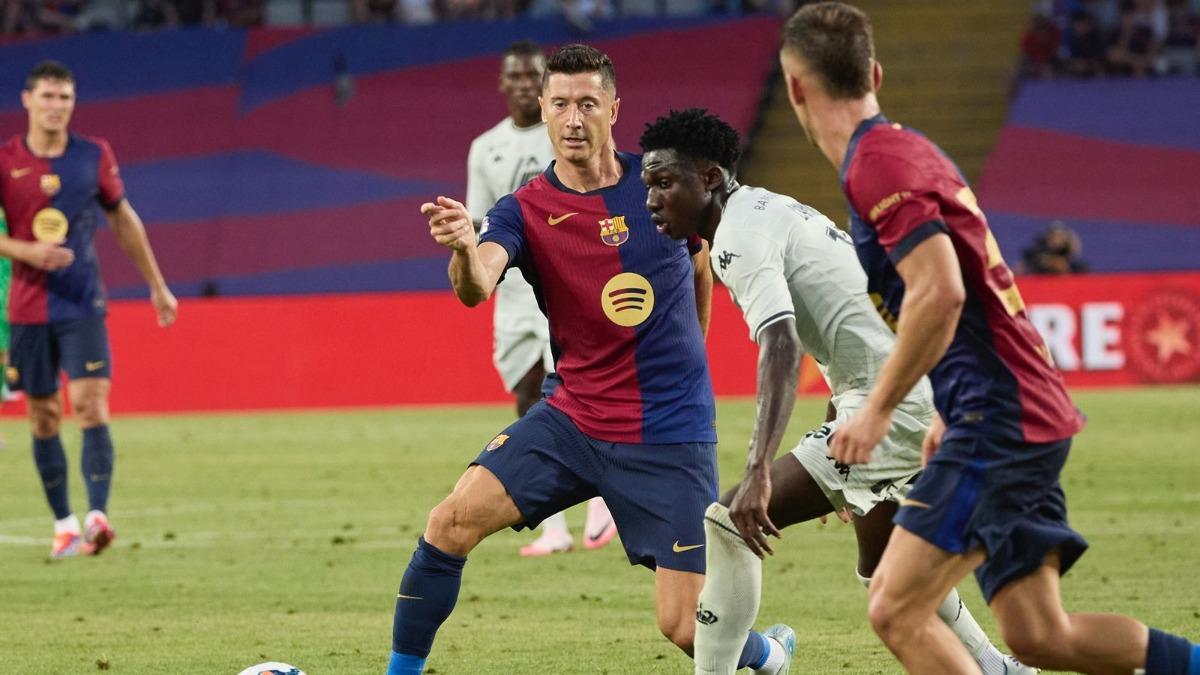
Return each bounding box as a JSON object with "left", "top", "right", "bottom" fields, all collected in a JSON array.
[
  {"left": 543, "top": 151, "right": 635, "bottom": 196},
  {"left": 839, "top": 113, "right": 889, "bottom": 185}
]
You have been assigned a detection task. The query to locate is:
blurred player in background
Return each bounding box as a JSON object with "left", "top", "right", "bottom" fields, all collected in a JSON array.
[
  {"left": 780, "top": 3, "right": 1200, "bottom": 673},
  {"left": 466, "top": 39, "right": 616, "bottom": 558},
  {"left": 639, "top": 108, "right": 1031, "bottom": 675},
  {"left": 392, "top": 44, "right": 794, "bottom": 675},
  {"left": 0, "top": 206, "right": 11, "bottom": 447},
  {"left": 0, "top": 61, "right": 177, "bottom": 559}
]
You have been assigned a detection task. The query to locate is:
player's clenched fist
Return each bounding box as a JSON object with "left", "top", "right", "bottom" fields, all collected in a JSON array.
[{"left": 421, "top": 196, "right": 475, "bottom": 253}]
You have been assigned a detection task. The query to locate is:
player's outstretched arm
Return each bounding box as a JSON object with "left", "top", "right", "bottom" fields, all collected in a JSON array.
[
  {"left": 692, "top": 240, "right": 713, "bottom": 338},
  {"left": 830, "top": 234, "right": 963, "bottom": 465},
  {"left": 106, "top": 199, "right": 177, "bottom": 327},
  {"left": 421, "top": 196, "right": 507, "bottom": 307},
  {"left": 728, "top": 319, "right": 803, "bottom": 558}
]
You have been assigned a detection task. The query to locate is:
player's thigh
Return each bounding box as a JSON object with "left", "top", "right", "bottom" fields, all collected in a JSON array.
[
  {"left": 851, "top": 499, "right": 899, "bottom": 578},
  {"left": 719, "top": 451, "right": 834, "bottom": 528},
  {"left": 427, "top": 464, "right": 524, "bottom": 548},
  {"left": 988, "top": 550, "right": 1071, "bottom": 647},
  {"left": 7, "top": 322, "right": 60, "bottom": 398},
  {"left": 870, "top": 526, "right": 984, "bottom": 621}
]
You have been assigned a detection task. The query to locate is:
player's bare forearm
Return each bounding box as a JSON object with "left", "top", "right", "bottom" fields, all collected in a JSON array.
[
  {"left": 0, "top": 232, "right": 74, "bottom": 270},
  {"left": 448, "top": 242, "right": 508, "bottom": 308},
  {"left": 866, "top": 234, "right": 964, "bottom": 416},
  {"left": 692, "top": 243, "right": 712, "bottom": 337},
  {"left": 746, "top": 320, "right": 802, "bottom": 472},
  {"left": 107, "top": 200, "right": 169, "bottom": 292}
]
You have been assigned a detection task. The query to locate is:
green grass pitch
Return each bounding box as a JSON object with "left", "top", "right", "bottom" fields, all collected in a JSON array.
[{"left": 0, "top": 387, "right": 1197, "bottom": 673}]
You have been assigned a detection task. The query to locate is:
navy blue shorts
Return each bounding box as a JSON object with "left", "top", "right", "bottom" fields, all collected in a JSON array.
[
  {"left": 894, "top": 434, "right": 1088, "bottom": 602},
  {"left": 7, "top": 316, "right": 112, "bottom": 396},
  {"left": 473, "top": 400, "right": 718, "bottom": 574}
]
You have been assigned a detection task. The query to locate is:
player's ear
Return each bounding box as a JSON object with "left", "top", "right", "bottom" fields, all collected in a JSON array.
[
  {"left": 539, "top": 96, "right": 546, "bottom": 124},
  {"left": 609, "top": 97, "right": 620, "bottom": 125},
  {"left": 20, "top": 89, "right": 32, "bottom": 111},
  {"left": 703, "top": 165, "right": 724, "bottom": 192},
  {"left": 784, "top": 71, "right": 804, "bottom": 108},
  {"left": 872, "top": 60, "right": 884, "bottom": 93}
]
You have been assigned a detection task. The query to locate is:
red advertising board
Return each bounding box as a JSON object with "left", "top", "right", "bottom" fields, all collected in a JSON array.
[{"left": 26, "top": 271, "right": 1198, "bottom": 414}]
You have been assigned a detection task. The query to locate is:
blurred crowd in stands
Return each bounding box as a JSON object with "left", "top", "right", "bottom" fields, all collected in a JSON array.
[
  {"left": 0, "top": 0, "right": 794, "bottom": 35},
  {"left": 1022, "top": 0, "right": 1200, "bottom": 77}
]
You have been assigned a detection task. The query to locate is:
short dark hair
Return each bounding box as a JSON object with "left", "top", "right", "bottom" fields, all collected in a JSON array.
[
  {"left": 639, "top": 108, "right": 741, "bottom": 173},
  {"left": 544, "top": 43, "right": 615, "bottom": 92},
  {"left": 781, "top": 2, "right": 874, "bottom": 100},
  {"left": 505, "top": 39, "right": 543, "bottom": 59},
  {"left": 25, "top": 60, "right": 74, "bottom": 91}
]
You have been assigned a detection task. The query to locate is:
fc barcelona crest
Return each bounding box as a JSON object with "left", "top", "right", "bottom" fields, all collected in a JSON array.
[
  {"left": 485, "top": 434, "right": 509, "bottom": 452},
  {"left": 40, "top": 174, "right": 61, "bottom": 197},
  {"left": 599, "top": 216, "right": 629, "bottom": 247}
]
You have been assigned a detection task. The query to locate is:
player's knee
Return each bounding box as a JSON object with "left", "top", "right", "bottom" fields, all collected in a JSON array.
[
  {"left": 424, "top": 497, "right": 484, "bottom": 556},
  {"left": 658, "top": 612, "right": 695, "bottom": 655},
  {"left": 999, "top": 617, "right": 1068, "bottom": 667},
  {"left": 28, "top": 401, "right": 62, "bottom": 437},
  {"left": 866, "top": 584, "right": 910, "bottom": 646},
  {"left": 73, "top": 397, "right": 110, "bottom": 427}
]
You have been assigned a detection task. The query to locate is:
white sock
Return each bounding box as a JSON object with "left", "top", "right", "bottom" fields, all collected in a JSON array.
[
  {"left": 694, "top": 502, "right": 761, "bottom": 675},
  {"left": 541, "top": 510, "right": 569, "bottom": 535},
  {"left": 754, "top": 638, "right": 787, "bottom": 675},
  {"left": 54, "top": 514, "right": 80, "bottom": 535},
  {"left": 937, "top": 587, "right": 1009, "bottom": 674},
  {"left": 85, "top": 510, "right": 105, "bottom": 528}
]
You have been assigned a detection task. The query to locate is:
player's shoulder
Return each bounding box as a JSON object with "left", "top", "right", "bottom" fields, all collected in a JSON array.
[
  {"left": 0, "top": 135, "right": 23, "bottom": 162},
  {"left": 471, "top": 117, "right": 514, "bottom": 146},
  {"left": 724, "top": 185, "right": 830, "bottom": 234}
]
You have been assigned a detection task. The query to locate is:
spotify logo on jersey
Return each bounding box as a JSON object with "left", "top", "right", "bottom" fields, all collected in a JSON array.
[{"left": 601, "top": 273, "right": 655, "bottom": 327}]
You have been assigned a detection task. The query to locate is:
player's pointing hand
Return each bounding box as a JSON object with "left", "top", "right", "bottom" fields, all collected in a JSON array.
[
  {"left": 829, "top": 403, "right": 892, "bottom": 465},
  {"left": 421, "top": 195, "right": 475, "bottom": 253}
]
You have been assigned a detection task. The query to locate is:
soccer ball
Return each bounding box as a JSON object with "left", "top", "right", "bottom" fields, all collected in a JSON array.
[{"left": 237, "top": 663, "right": 306, "bottom": 675}]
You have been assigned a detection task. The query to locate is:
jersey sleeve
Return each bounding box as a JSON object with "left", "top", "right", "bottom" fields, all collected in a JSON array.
[
  {"left": 464, "top": 138, "right": 493, "bottom": 224},
  {"left": 715, "top": 229, "right": 795, "bottom": 343},
  {"left": 97, "top": 138, "right": 125, "bottom": 209},
  {"left": 477, "top": 193, "right": 526, "bottom": 271},
  {"left": 846, "top": 149, "right": 948, "bottom": 264}
]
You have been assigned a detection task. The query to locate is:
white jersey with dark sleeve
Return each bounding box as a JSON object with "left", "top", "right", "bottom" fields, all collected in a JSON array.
[
  {"left": 711, "top": 185, "right": 931, "bottom": 408},
  {"left": 465, "top": 118, "right": 554, "bottom": 337}
]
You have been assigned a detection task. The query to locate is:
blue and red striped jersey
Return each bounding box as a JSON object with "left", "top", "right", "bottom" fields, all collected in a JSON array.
[
  {"left": 480, "top": 152, "right": 716, "bottom": 444},
  {"left": 0, "top": 133, "right": 124, "bottom": 324},
  {"left": 842, "top": 115, "right": 1085, "bottom": 444}
]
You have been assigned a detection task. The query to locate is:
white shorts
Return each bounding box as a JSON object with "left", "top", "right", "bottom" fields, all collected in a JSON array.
[
  {"left": 790, "top": 395, "right": 930, "bottom": 516},
  {"left": 493, "top": 270, "right": 552, "bottom": 392}
]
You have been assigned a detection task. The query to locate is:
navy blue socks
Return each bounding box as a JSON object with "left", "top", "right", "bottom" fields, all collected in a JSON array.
[
  {"left": 33, "top": 435, "right": 70, "bottom": 519},
  {"left": 389, "top": 537, "right": 467, "bottom": 674},
  {"left": 738, "top": 629, "right": 770, "bottom": 670},
  {"left": 1145, "top": 628, "right": 1199, "bottom": 675},
  {"left": 81, "top": 425, "right": 115, "bottom": 512}
]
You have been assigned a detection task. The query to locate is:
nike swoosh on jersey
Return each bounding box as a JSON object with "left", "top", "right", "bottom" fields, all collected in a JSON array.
[
  {"left": 10, "top": 167, "right": 33, "bottom": 178},
  {"left": 899, "top": 498, "right": 932, "bottom": 509},
  {"left": 547, "top": 212, "right": 578, "bottom": 226},
  {"left": 672, "top": 541, "right": 703, "bottom": 553},
  {"left": 396, "top": 593, "right": 423, "bottom": 600},
  {"left": 85, "top": 360, "right": 106, "bottom": 372}
]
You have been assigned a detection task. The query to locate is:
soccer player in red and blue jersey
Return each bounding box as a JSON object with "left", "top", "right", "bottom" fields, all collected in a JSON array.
[
  {"left": 390, "top": 45, "right": 792, "bottom": 675},
  {"left": 778, "top": 4, "right": 1198, "bottom": 674},
  {"left": 0, "top": 61, "right": 177, "bottom": 559}
]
